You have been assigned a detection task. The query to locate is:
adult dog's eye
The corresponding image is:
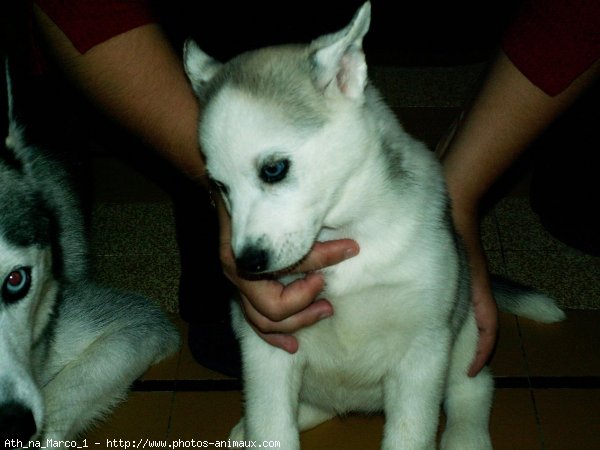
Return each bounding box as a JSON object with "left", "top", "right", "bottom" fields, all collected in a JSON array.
[
  {"left": 260, "top": 159, "right": 290, "bottom": 183},
  {"left": 2, "top": 267, "right": 32, "bottom": 303}
]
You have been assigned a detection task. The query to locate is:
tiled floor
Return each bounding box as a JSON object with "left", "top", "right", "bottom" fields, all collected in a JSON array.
[
  {"left": 82, "top": 311, "right": 600, "bottom": 449},
  {"left": 81, "top": 65, "right": 600, "bottom": 449}
]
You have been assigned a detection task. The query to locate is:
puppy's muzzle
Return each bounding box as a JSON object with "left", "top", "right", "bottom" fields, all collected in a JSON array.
[{"left": 236, "top": 246, "right": 269, "bottom": 276}]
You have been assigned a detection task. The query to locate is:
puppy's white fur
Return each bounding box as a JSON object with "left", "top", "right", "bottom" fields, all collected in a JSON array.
[{"left": 184, "top": 3, "right": 564, "bottom": 449}]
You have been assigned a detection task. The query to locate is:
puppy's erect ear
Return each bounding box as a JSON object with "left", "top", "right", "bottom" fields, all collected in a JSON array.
[
  {"left": 309, "top": 2, "right": 371, "bottom": 100},
  {"left": 183, "top": 39, "right": 222, "bottom": 96}
]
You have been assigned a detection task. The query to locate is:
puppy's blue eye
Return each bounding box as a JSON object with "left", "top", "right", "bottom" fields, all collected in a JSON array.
[
  {"left": 2, "top": 267, "right": 32, "bottom": 304},
  {"left": 260, "top": 159, "right": 290, "bottom": 183}
]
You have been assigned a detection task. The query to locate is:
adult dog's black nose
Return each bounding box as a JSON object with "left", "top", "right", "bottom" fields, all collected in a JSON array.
[
  {"left": 236, "top": 247, "right": 269, "bottom": 274},
  {"left": 0, "top": 402, "right": 37, "bottom": 446}
]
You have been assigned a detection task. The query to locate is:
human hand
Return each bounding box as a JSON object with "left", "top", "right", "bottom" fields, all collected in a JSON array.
[
  {"left": 468, "top": 278, "right": 499, "bottom": 377},
  {"left": 450, "top": 204, "right": 499, "bottom": 377},
  {"left": 215, "top": 196, "right": 359, "bottom": 353}
]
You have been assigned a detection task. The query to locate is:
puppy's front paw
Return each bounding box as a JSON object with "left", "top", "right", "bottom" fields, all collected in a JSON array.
[
  {"left": 229, "top": 418, "right": 246, "bottom": 441},
  {"left": 441, "top": 427, "right": 492, "bottom": 450}
]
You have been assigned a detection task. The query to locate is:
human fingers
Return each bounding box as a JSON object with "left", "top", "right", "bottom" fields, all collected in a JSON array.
[
  {"left": 233, "top": 271, "right": 327, "bottom": 322},
  {"left": 291, "top": 239, "right": 359, "bottom": 273},
  {"left": 468, "top": 326, "right": 497, "bottom": 377},
  {"left": 240, "top": 294, "right": 333, "bottom": 337},
  {"left": 468, "top": 291, "right": 499, "bottom": 377}
]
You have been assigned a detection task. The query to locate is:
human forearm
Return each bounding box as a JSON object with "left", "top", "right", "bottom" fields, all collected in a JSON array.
[
  {"left": 33, "top": 6, "right": 207, "bottom": 184},
  {"left": 438, "top": 50, "right": 598, "bottom": 376},
  {"left": 441, "top": 51, "right": 599, "bottom": 214}
]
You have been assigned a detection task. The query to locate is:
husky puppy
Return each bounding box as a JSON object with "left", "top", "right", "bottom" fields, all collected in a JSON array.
[
  {"left": 0, "top": 68, "right": 180, "bottom": 445},
  {"left": 184, "top": 3, "right": 565, "bottom": 449}
]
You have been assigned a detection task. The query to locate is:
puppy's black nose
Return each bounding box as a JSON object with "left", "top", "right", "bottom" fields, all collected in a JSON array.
[
  {"left": 0, "top": 402, "right": 37, "bottom": 446},
  {"left": 236, "top": 247, "right": 269, "bottom": 274}
]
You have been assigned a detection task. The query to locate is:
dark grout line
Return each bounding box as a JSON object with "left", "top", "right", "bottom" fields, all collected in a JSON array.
[
  {"left": 132, "top": 376, "right": 600, "bottom": 393},
  {"left": 496, "top": 376, "right": 600, "bottom": 390},
  {"left": 132, "top": 379, "right": 242, "bottom": 392}
]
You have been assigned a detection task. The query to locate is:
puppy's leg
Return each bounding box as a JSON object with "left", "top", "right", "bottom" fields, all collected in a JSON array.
[
  {"left": 234, "top": 322, "right": 302, "bottom": 449},
  {"left": 441, "top": 313, "right": 493, "bottom": 450},
  {"left": 297, "top": 402, "right": 335, "bottom": 432},
  {"left": 231, "top": 401, "right": 332, "bottom": 441},
  {"left": 381, "top": 333, "right": 450, "bottom": 450}
]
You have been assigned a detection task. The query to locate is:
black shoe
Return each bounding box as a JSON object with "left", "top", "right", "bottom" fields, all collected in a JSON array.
[
  {"left": 172, "top": 177, "right": 242, "bottom": 377},
  {"left": 187, "top": 317, "right": 241, "bottom": 378}
]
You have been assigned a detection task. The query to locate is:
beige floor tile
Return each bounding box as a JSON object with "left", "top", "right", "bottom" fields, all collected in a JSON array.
[
  {"left": 519, "top": 310, "right": 600, "bottom": 377},
  {"left": 439, "top": 389, "right": 541, "bottom": 450},
  {"left": 166, "top": 390, "right": 540, "bottom": 449},
  {"left": 84, "top": 392, "right": 173, "bottom": 442},
  {"left": 489, "top": 389, "right": 542, "bottom": 450},
  {"left": 490, "top": 312, "right": 528, "bottom": 377},
  {"left": 168, "top": 391, "right": 242, "bottom": 442},
  {"left": 535, "top": 389, "right": 600, "bottom": 450},
  {"left": 301, "top": 414, "right": 384, "bottom": 450}
]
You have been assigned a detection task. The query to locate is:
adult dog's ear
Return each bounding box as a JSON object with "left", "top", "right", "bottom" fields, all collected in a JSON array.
[
  {"left": 309, "top": 2, "right": 371, "bottom": 100},
  {"left": 183, "top": 39, "right": 222, "bottom": 97}
]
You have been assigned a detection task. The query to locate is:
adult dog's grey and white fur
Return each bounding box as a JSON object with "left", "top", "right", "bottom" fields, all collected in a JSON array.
[
  {"left": 0, "top": 65, "right": 180, "bottom": 445},
  {"left": 184, "top": 3, "right": 565, "bottom": 449}
]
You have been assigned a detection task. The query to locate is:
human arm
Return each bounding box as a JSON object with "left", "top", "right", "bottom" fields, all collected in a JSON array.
[
  {"left": 32, "top": 4, "right": 359, "bottom": 346},
  {"left": 438, "top": 51, "right": 599, "bottom": 376},
  {"left": 33, "top": 5, "right": 206, "bottom": 182}
]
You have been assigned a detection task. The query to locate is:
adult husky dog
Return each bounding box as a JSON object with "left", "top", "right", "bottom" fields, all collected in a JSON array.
[
  {"left": 0, "top": 67, "right": 180, "bottom": 445},
  {"left": 184, "top": 3, "right": 565, "bottom": 449}
]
